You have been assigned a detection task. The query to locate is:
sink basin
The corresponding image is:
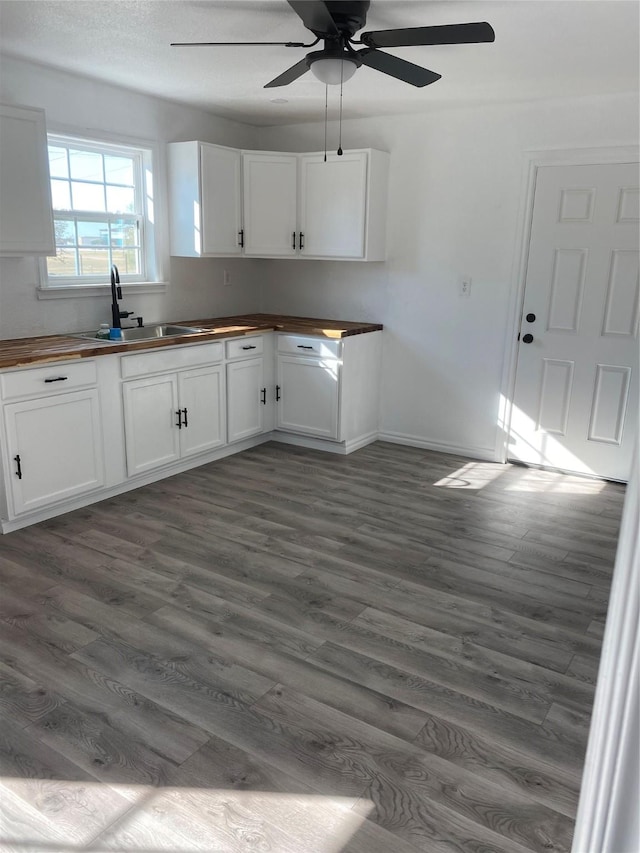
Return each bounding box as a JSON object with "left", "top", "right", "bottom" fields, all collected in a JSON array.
[{"left": 73, "top": 324, "right": 206, "bottom": 343}]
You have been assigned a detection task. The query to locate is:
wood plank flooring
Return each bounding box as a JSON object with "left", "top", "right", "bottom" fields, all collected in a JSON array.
[{"left": 0, "top": 441, "right": 624, "bottom": 852}]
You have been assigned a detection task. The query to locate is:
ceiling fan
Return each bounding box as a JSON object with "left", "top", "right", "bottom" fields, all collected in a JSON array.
[{"left": 171, "top": 0, "right": 495, "bottom": 89}]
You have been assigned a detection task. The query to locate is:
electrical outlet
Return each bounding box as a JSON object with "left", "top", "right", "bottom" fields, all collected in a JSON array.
[
  {"left": 223, "top": 269, "right": 231, "bottom": 287},
  {"left": 459, "top": 277, "right": 472, "bottom": 298}
]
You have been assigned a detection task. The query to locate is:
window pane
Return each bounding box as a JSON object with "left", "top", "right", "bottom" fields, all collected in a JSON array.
[
  {"left": 54, "top": 219, "right": 75, "bottom": 246},
  {"left": 71, "top": 181, "right": 105, "bottom": 212},
  {"left": 48, "top": 146, "right": 68, "bottom": 179},
  {"left": 112, "top": 247, "right": 141, "bottom": 275},
  {"left": 47, "top": 249, "right": 78, "bottom": 277},
  {"left": 110, "top": 219, "right": 139, "bottom": 248},
  {"left": 104, "top": 155, "right": 134, "bottom": 186},
  {"left": 69, "top": 149, "right": 103, "bottom": 182},
  {"left": 77, "top": 220, "right": 109, "bottom": 247},
  {"left": 51, "top": 179, "right": 71, "bottom": 210},
  {"left": 78, "top": 248, "right": 109, "bottom": 276},
  {"left": 106, "top": 185, "right": 135, "bottom": 214}
]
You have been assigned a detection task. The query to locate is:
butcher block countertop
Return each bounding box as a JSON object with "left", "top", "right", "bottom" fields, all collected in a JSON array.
[{"left": 0, "top": 314, "right": 383, "bottom": 370}]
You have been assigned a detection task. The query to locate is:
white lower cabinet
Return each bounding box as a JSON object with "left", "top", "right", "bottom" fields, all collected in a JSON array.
[
  {"left": 4, "top": 389, "right": 104, "bottom": 514},
  {"left": 123, "top": 364, "right": 225, "bottom": 477},
  {"left": 275, "top": 332, "right": 381, "bottom": 448},
  {"left": 0, "top": 328, "right": 381, "bottom": 532}
]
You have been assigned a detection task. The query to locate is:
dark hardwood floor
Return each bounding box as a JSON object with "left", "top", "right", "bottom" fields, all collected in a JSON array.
[{"left": 0, "top": 441, "right": 624, "bottom": 852}]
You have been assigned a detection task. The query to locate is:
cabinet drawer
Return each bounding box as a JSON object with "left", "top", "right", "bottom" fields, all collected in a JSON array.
[
  {"left": 277, "top": 334, "right": 341, "bottom": 359},
  {"left": 1, "top": 360, "right": 97, "bottom": 400},
  {"left": 225, "top": 336, "right": 264, "bottom": 360},
  {"left": 121, "top": 342, "right": 223, "bottom": 379}
]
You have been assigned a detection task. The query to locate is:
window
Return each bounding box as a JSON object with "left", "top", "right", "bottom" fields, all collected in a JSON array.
[{"left": 45, "top": 134, "right": 156, "bottom": 287}]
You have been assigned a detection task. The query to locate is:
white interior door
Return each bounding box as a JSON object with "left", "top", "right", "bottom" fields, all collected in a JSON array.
[{"left": 510, "top": 162, "right": 639, "bottom": 481}]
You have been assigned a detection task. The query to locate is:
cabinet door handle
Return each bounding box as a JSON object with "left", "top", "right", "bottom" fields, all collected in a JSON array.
[
  {"left": 238, "top": 229, "right": 244, "bottom": 248},
  {"left": 182, "top": 407, "right": 188, "bottom": 427},
  {"left": 275, "top": 384, "right": 281, "bottom": 402},
  {"left": 241, "top": 345, "right": 256, "bottom": 350},
  {"left": 261, "top": 387, "right": 266, "bottom": 405},
  {"left": 292, "top": 231, "right": 297, "bottom": 250},
  {"left": 297, "top": 345, "right": 314, "bottom": 350},
  {"left": 14, "top": 454, "right": 22, "bottom": 480},
  {"left": 299, "top": 232, "right": 304, "bottom": 250},
  {"left": 44, "top": 376, "right": 68, "bottom": 383},
  {"left": 175, "top": 410, "right": 183, "bottom": 429}
]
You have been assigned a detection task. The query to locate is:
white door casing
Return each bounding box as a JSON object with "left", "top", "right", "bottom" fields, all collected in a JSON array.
[{"left": 509, "top": 162, "right": 639, "bottom": 481}]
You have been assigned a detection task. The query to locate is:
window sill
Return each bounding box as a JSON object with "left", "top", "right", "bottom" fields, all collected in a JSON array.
[{"left": 37, "top": 282, "right": 168, "bottom": 300}]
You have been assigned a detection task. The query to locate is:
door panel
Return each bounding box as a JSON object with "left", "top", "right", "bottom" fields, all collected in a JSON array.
[
  {"left": 178, "top": 365, "right": 225, "bottom": 457},
  {"left": 510, "top": 162, "right": 639, "bottom": 481},
  {"left": 5, "top": 390, "right": 104, "bottom": 514},
  {"left": 242, "top": 153, "right": 297, "bottom": 257},
  {"left": 227, "top": 358, "right": 264, "bottom": 443},
  {"left": 123, "top": 375, "right": 180, "bottom": 476},
  {"left": 276, "top": 356, "right": 340, "bottom": 439}
]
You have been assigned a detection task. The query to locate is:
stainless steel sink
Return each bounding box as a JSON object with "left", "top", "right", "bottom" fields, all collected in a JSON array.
[{"left": 73, "top": 324, "right": 206, "bottom": 343}]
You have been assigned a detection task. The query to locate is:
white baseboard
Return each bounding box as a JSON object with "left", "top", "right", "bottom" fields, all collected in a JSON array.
[{"left": 377, "top": 430, "right": 496, "bottom": 462}]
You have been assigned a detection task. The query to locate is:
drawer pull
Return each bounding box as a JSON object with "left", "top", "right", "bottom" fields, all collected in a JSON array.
[
  {"left": 175, "top": 410, "right": 183, "bottom": 429},
  {"left": 276, "top": 384, "right": 281, "bottom": 402},
  {"left": 14, "top": 454, "right": 22, "bottom": 480},
  {"left": 292, "top": 231, "right": 297, "bottom": 250},
  {"left": 44, "top": 376, "right": 68, "bottom": 383},
  {"left": 238, "top": 229, "right": 245, "bottom": 248},
  {"left": 299, "top": 231, "right": 305, "bottom": 250},
  {"left": 297, "top": 345, "right": 314, "bottom": 350},
  {"left": 261, "top": 387, "right": 266, "bottom": 405},
  {"left": 182, "top": 407, "right": 188, "bottom": 428},
  {"left": 241, "top": 345, "right": 257, "bottom": 350}
]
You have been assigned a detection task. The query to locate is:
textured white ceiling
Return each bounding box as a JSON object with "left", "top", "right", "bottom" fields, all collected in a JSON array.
[{"left": 1, "top": 0, "right": 638, "bottom": 127}]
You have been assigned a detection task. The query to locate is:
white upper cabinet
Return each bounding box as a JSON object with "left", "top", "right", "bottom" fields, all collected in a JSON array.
[
  {"left": 0, "top": 104, "right": 55, "bottom": 256},
  {"left": 168, "top": 141, "right": 243, "bottom": 257},
  {"left": 170, "top": 142, "right": 389, "bottom": 261},
  {"left": 242, "top": 152, "right": 298, "bottom": 257}
]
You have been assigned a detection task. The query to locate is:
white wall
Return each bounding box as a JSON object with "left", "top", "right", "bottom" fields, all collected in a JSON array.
[
  {"left": 257, "top": 93, "right": 639, "bottom": 459},
  {"left": 0, "top": 55, "right": 263, "bottom": 339}
]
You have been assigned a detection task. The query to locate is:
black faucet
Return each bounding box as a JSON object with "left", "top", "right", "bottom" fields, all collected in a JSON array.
[{"left": 110, "top": 264, "right": 134, "bottom": 329}]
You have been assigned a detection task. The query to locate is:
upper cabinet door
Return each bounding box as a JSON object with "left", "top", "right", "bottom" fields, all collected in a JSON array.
[
  {"left": 168, "top": 141, "right": 242, "bottom": 257},
  {"left": 298, "top": 151, "right": 368, "bottom": 259},
  {"left": 200, "top": 143, "right": 243, "bottom": 256},
  {"left": 242, "top": 152, "right": 297, "bottom": 257},
  {"left": 0, "top": 104, "right": 55, "bottom": 256}
]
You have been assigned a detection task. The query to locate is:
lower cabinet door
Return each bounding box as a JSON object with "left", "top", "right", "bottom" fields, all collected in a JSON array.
[
  {"left": 123, "top": 374, "right": 181, "bottom": 476},
  {"left": 226, "top": 358, "right": 264, "bottom": 443},
  {"left": 4, "top": 389, "right": 104, "bottom": 514},
  {"left": 178, "top": 365, "right": 226, "bottom": 457},
  {"left": 276, "top": 355, "right": 340, "bottom": 439}
]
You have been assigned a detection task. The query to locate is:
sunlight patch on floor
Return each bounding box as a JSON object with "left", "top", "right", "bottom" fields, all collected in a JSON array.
[
  {"left": 433, "top": 461, "right": 505, "bottom": 489},
  {"left": 0, "top": 778, "right": 372, "bottom": 852}
]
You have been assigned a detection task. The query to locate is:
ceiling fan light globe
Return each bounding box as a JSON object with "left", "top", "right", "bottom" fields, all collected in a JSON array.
[{"left": 309, "top": 57, "right": 358, "bottom": 85}]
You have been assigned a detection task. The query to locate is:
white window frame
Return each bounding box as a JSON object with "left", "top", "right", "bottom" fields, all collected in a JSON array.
[{"left": 38, "top": 131, "right": 164, "bottom": 297}]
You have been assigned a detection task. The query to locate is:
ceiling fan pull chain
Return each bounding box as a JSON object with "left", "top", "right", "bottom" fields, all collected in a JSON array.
[
  {"left": 324, "top": 84, "right": 328, "bottom": 162},
  {"left": 337, "top": 59, "right": 344, "bottom": 156}
]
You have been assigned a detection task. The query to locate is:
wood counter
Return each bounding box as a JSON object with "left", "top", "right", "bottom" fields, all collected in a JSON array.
[{"left": 0, "top": 314, "right": 383, "bottom": 370}]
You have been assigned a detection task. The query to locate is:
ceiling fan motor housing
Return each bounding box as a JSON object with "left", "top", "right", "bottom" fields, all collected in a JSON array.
[{"left": 317, "top": 0, "right": 370, "bottom": 39}]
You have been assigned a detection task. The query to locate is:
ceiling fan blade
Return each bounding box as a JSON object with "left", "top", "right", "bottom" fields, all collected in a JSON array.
[
  {"left": 264, "top": 57, "right": 310, "bottom": 88},
  {"left": 361, "top": 22, "right": 495, "bottom": 48},
  {"left": 357, "top": 48, "right": 441, "bottom": 87},
  {"left": 287, "top": 0, "right": 339, "bottom": 36},
  {"left": 171, "top": 41, "right": 307, "bottom": 47}
]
